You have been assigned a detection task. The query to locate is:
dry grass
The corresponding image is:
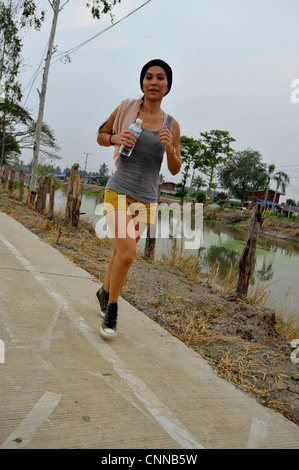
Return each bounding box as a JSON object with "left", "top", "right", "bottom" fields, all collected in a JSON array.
[
  {"left": 156, "top": 245, "right": 201, "bottom": 280},
  {"left": 1, "top": 190, "right": 298, "bottom": 425},
  {"left": 158, "top": 246, "right": 299, "bottom": 343},
  {"left": 163, "top": 303, "right": 296, "bottom": 421}
]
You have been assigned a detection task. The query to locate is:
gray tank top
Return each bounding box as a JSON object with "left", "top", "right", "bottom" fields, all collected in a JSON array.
[{"left": 106, "top": 113, "right": 173, "bottom": 203}]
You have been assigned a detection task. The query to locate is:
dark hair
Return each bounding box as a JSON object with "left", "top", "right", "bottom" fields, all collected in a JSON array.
[{"left": 140, "top": 59, "right": 173, "bottom": 97}]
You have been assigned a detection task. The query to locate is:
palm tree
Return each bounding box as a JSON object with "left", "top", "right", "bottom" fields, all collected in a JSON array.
[
  {"left": 99, "top": 163, "right": 109, "bottom": 178},
  {"left": 271, "top": 171, "right": 290, "bottom": 213},
  {"left": 192, "top": 174, "right": 207, "bottom": 192},
  {"left": 261, "top": 163, "right": 276, "bottom": 209}
]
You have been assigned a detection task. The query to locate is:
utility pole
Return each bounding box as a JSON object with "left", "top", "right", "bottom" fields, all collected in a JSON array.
[
  {"left": 83, "top": 152, "right": 90, "bottom": 179},
  {"left": 29, "top": 0, "right": 61, "bottom": 201},
  {"left": 83, "top": 152, "right": 90, "bottom": 175},
  {"left": 83, "top": 152, "right": 90, "bottom": 187}
]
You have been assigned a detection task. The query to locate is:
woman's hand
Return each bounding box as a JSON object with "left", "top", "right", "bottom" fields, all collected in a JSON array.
[
  {"left": 159, "top": 126, "right": 173, "bottom": 154},
  {"left": 114, "top": 130, "right": 137, "bottom": 148}
]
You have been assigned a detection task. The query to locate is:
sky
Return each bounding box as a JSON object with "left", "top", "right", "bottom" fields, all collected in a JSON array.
[{"left": 17, "top": 0, "right": 299, "bottom": 203}]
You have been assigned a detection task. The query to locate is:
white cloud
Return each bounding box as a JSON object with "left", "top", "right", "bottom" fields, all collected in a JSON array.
[
  {"left": 57, "top": 0, "right": 133, "bottom": 32},
  {"left": 88, "top": 36, "right": 143, "bottom": 50}
]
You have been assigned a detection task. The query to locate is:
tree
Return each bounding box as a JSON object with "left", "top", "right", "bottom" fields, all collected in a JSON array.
[
  {"left": 29, "top": 0, "right": 122, "bottom": 200},
  {"left": 0, "top": 0, "right": 45, "bottom": 169},
  {"left": 0, "top": 99, "right": 61, "bottom": 166},
  {"left": 271, "top": 171, "right": 290, "bottom": 213},
  {"left": 175, "top": 135, "right": 203, "bottom": 203},
  {"left": 191, "top": 174, "right": 206, "bottom": 193},
  {"left": 196, "top": 130, "right": 235, "bottom": 203},
  {"left": 99, "top": 163, "right": 109, "bottom": 177},
  {"left": 98, "top": 162, "right": 109, "bottom": 185},
  {"left": 218, "top": 149, "right": 266, "bottom": 206},
  {"left": 261, "top": 163, "right": 276, "bottom": 209},
  {"left": 195, "top": 190, "right": 206, "bottom": 204},
  {"left": 285, "top": 198, "right": 295, "bottom": 206},
  {"left": 0, "top": 0, "right": 22, "bottom": 169},
  {"left": 0, "top": 0, "right": 24, "bottom": 102}
]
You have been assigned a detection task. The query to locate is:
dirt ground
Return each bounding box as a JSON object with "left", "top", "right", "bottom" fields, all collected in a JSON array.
[{"left": 0, "top": 193, "right": 298, "bottom": 426}]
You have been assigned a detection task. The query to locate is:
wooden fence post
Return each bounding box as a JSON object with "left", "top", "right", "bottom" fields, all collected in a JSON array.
[
  {"left": 65, "top": 163, "right": 81, "bottom": 227},
  {"left": 48, "top": 178, "right": 56, "bottom": 220},
  {"left": 236, "top": 202, "right": 264, "bottom": 296},
  {"left": 1, "top": 164, "right": 9, "bottom": 190},
  {"left": 71, "top": 172, "right": 81, "bottom": 227},
  {"left": 8, "top": 168, "right": 15, "bottom": 195},
  {"left": 35, "top": 178, "right": 42, "bottom": 211},
  {"left": 19, "top": 170, "right": 25, "bottom": 202},
  {"left": 27, "top": 173, "right": 37, "bottom": 207},
  {"left": 38, "top": 175, "right": 49, "bottom": 215}
]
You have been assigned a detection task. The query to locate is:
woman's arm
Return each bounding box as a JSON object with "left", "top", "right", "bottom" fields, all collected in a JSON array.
[
  {"left": 97, "top": 107, "right": 118, "bottom": 147},
  {"left": 97, "top": 107, "right": 139, "bottom": 148},
  {"left": 160, "top": 118, "right": 181, "bottom": 175}
]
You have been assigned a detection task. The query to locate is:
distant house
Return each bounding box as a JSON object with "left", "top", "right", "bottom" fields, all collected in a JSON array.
[
  {"left": 160, "top": 181, "right": 176, "bottom": 196},
  {"left": 53, "top": 173, "right": 66, "bottom": 181},
  {"left": 253, "top": 189, "right": 282, "bottom": 208},
  {"left": 87, "top": 176, "right": 102, "bottom": 184},
  {"left": 282, "top": 205, "right": 299, "bottom": 217}
]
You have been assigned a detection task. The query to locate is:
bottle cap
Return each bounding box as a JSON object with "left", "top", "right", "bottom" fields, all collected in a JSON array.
[{"left": 136, "top": 118, "right": 142, "bottom": 124}]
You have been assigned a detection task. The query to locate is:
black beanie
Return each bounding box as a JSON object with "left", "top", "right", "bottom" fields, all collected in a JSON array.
[{"left": 140, "top": 59, "right": 173, "bottom": 96}]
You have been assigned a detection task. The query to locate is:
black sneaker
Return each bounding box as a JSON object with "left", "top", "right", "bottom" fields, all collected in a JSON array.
[
  {"left": 96, "top": 285, "right": 109, "bottom": 318},
  {"left": 100, "top": 302, "right": 118, "bottom": 339}
]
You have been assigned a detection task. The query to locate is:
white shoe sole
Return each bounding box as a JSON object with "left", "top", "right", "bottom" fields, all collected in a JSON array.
[{"left": 100, "top": 325, "right": 117, "bottom": 339}]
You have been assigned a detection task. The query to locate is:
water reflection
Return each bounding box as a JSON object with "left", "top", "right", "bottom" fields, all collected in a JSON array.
[
  {"left": 202, "top": 222, "right": 299, "bottom": 323},
  {"left": 256, "top": 259, "right": 274, "bottom": 281},
  {"left": 53, "top": 189, "right": 299, "bottom": 321}
]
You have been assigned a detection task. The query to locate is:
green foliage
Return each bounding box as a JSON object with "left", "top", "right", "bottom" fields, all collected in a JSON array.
[
  {"left": 86, "top": 0, "right": 121, "bottom": 20},
  {"left": 0, "top": 99, "right": 60, "bottom": 165},
  {"left": 196, "top": 130, "right": 235, "bottom": 202},
  {"left": 177, "top": 135, "right": 204, "bottom": 202},
  {"left": 0, "top": 1, "right": 22, "bottom": 101},
  {"left": 218, "top": 149, "right": 266, "bottom": 204},
  {"left": 195, "top": 190, "right": 206, "bottom": 203},
  {"left": 21, "top": 0, "right": 45, "bottom": 30}
]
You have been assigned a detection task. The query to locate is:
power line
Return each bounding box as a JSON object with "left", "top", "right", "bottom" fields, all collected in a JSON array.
[
  {"left": 22, "top": 0, "right": 152, "bottom": 104},
  {"left": 22, "top": 39, "right": 50, "bottom": 107},
  {"left": 51, "top": 0, "right": 151, "bottom": 63},
  {"left": 238, "top": 134, "right": 299, "bottom": 145},
  {"left": 276, "top": 164, "right": 299, "bottom": 168}
]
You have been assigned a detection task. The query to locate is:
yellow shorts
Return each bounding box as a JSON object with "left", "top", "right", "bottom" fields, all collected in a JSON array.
[{"left": 103, "top": 189, "right": 157, "bottom": 224}]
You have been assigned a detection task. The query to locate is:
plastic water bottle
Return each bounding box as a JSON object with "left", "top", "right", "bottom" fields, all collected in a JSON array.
[{"left": 120, "top": 118, "right": 143, "bottom": 156}]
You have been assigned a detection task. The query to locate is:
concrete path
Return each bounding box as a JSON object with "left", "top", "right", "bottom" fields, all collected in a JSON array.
[{"left": 0, "top": 210, "right": 298, "bottom": 450}]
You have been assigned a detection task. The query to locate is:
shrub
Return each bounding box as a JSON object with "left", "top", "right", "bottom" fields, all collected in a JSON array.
[{"left": 195, "top": 190, "right": 206, "bottom": 203}]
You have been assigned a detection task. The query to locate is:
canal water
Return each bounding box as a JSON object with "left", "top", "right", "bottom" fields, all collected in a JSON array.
[{"left": 53, "top": 189, "right": 299, "bottom": 324}]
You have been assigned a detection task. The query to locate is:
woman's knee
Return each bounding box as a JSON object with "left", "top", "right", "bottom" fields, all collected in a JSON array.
[{"left": 116, "top": 244, "right": 136, "bottom": 267}]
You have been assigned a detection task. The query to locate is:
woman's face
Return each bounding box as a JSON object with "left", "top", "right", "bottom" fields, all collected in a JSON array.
[{"left": 142, "top": 66, "right": 168, "bottom": 100}]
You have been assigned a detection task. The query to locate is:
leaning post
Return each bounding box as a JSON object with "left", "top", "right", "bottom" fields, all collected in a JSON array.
[{"left": 236, "top": 202, "right": 264, "bottom": 297}]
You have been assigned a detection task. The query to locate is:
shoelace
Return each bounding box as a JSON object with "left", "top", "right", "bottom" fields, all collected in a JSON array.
[
  {"left": 98, "top": 288, "right": 109, "bottom": 312},
  {"left": 104, "top": 307, "right": 117, "bottom": 329},
  {"left": 102, "top": 293, "right": 109, "bottom": 312}
]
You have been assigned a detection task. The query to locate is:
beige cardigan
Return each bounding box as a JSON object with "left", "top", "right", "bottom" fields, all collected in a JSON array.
[{"left": 112, "top": 98, "right": 143, "bottom": 166}]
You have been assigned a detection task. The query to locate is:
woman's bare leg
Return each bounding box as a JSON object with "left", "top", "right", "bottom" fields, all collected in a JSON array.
[{"left": 103, "top": 210, "right": 147, "bottom": 303}]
